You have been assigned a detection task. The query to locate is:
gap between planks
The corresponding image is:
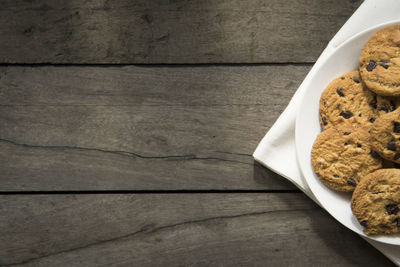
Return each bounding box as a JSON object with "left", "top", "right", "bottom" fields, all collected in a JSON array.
[
  {"left": 0, "top": 189, "right": 301, "bottom": 195},
  {"left": 0, "top": 62, "right": 314, "bottom": 67}
]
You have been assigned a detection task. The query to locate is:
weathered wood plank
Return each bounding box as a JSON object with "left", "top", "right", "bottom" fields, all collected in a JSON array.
[
  {"left": 0, "top": 193, "right": 393, "bottom": 266},
  {"left": 0, "top": 0, "right": 362, "bottom": 63},
  {"left": 0, "top": 65, "right": 308, "bottom": 191}
]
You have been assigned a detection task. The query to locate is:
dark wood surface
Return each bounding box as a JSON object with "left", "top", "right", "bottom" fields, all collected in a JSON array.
[
  {"left": 0, "top": 194, "right": 393, "bottom": 266},
  {"left": 0, "top": 65, "right": 307, "bottom": 191},
  {"left": 1, "top": 0, "right": 361, "bottom": 63},
  {"left": 1, "top": 0, "right": 395, "bottom": 266}
]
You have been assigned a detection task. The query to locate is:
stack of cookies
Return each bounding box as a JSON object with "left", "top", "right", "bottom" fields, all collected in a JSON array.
[{"left": 311, "top": 25, "right": 400, "bottom": 235}]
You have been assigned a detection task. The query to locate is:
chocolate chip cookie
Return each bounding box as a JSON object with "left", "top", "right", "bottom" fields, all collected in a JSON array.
[
  {"left": 351, "top": 168, "right": 400, "bottom": 235},
  {"left": 359, "top": 25, "right": 400, "bottom": 96},
  {"left": 370, "top": 108, "right": 400, "bottom": 163},
  {"left": 311, "top": 125, "right": 382, "bottom": 191},
  {"left": 319, "top": 71, "right": 399, "bottom": 130}
]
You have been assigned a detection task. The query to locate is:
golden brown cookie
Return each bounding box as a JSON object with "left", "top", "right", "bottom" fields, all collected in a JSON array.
[
  {"left": 370, "top": 108, "right": 400, "bottom": 163},
  {"left": 319, "top": 71, "right": 400, "bottom": 130},
  {"left": 351, "top": 169, "right": 400, "bottom": 235},
  {"left": 359, "top": 25, "right": 400, "bottom": 96},
  {"left": 311, "top": 125, "right": 382, "bottom": 191}
]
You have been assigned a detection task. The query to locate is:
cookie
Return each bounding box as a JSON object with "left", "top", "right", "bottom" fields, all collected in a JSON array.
[
  {"left": 359, "top": 25, "right": 400, "bottom": 96},
  {"left": 370, "top": 108, "right": 400, "bottom": 163},
  {"left": 319, "top": 71, "right": 400, "bottom": 130},
  {"left": 351, "top": 168, "right": 400, "bottom": 235},
  {"left": 311, "top": 125, "right": 382, "bottom": 191}
]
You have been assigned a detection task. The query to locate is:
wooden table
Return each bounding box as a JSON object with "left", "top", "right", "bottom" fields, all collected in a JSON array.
[{"left": 0, "top": 1, "right": 395, "bottom": 266}]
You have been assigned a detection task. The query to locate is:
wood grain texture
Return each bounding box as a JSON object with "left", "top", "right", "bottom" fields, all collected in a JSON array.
[
  {"left": 0, "top": 0, "right": 362, "bottom": 63},
  {"left": 0, "top": 65, "right": 308, "bottom": 191},
  {"left": 0, "top": 193, "right": 393, "bottom": 266}
]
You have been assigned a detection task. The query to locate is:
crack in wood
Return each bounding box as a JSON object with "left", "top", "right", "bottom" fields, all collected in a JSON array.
[
  {"left": 1, "top": 208, "right": 313, "bottom": 266},
  {"left": 215, "top": 150, "right": 252, "bottom": 157},
  {"left": 0, "top": 138, "right": 252, "bottom": 165}
]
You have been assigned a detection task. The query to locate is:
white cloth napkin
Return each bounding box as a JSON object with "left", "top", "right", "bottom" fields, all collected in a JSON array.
[{"left": 253, "top": 0, "right": 400, "bottom": 265}]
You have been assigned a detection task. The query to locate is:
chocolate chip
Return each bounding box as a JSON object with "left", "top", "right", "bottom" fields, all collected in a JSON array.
[
  {"left": 336, "top": 88, "right": 344, "bottom": 97},
  {"left": 321, "top": 116, "right": 327, "bottom": 126},
  {"left": 366, "top": 60, "right": 377, "bottom": 72},
  {"left": 386, "top": 204, "right": 399, "bottom": 215},
  {"left": 357, "top": 143, "right": 362, "bottom": 148},
  {"left": 333, "top": 174, "right": 339, "bottom": 178},
  {"left": 347, "top": 178, "right": 357, "bottom": 186},
  {"left": 370, "top": 150, "right": 380, "bottom": 158},
  {"left": 393, "top": 122, "right": 400, "bottom": 133},
  {"left": 380, "top": 60, "right": 390, "bottom": 69},
  {"left": 379, "top": 105, "right": 389, "bottom": 113},
  {"left": 323, "top": 102, "right": 327, "bottom": 108},
  {"left": 388, "top": 140, "right": 397, "bottom": 151},
  {"left": 395, "top": 218, "right": 400, "bottom": 227},
  {"left": 341, "top": 77, "right": 345, "bottom": 80},
  {"left": 370, "top": 96, "right": 377, "bottom": 109},
  {"left": 360, "top": 220, "right": 367, "bottom": 227},
  {"left": 337, "top": 104, "right": 341, "bottom": 109},
  {"left": 339, "top": 111, "right": 353, "bottom": 119},
  {"left": 394, "top": 153, "right": 400, "bottom": 160},
  {"left": 391, "top": 101, "right": 396, "bottom": 111},
  {"left": 352, "top": 77, "right": 360, "bottom": 83},
  {"left": 370, "top": 117, "right": 376, "bottom": 123},
  {"left": 343, "top": 132, "right": 351, "bottom": 135}
]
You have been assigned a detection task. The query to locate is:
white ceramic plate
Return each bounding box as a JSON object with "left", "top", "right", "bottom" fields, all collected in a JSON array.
[{"left": 296, "top": 20, "right": 400, "bottom": 245}]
